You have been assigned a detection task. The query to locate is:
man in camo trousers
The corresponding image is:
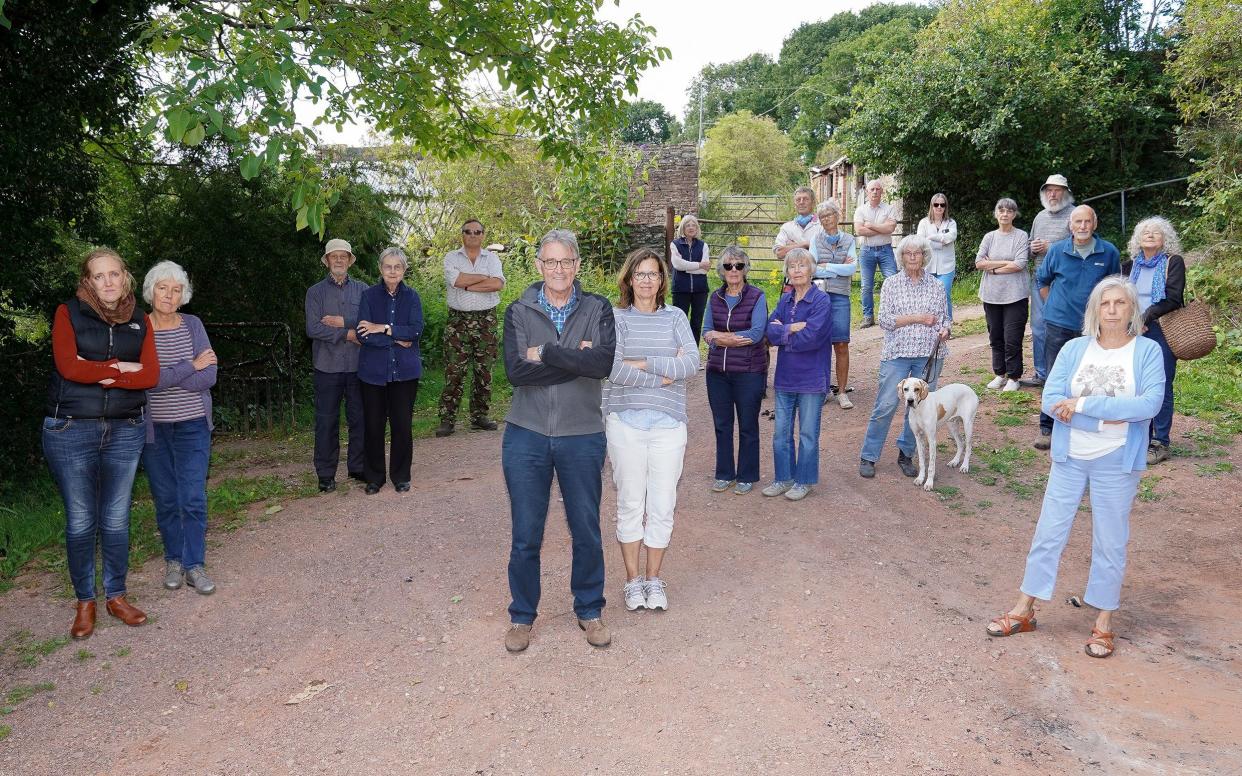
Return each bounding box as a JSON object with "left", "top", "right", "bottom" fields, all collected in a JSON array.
[{"left": 436, "top": 219, "right": 506, "bottom": 437}]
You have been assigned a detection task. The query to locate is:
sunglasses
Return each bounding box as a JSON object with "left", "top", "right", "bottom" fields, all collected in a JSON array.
[
  {"left": 932, "top": 202, "right": 946, "bottom": 208},
  {"left": 722, "top": 262, "right": 747, "bottom": 271},
  {"left": 462, "top": 229, "right": 484, "bottom": 235}
]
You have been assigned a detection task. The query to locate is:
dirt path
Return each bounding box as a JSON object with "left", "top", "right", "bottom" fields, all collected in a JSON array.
[{"left": 2, "top": 308, "right": 1240, "bottom": 775}]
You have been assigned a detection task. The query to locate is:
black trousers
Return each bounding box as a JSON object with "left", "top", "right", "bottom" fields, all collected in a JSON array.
[
  {"left": 312, "top": 369, "right": 365, "bottom": 480},
  {"left": 1039, "top": 321, "right": 1081, "bottom": 433},
  {"left": 984, "top": 298, "right": 1029, "bottom": 379},
  {"left": 360, "top": 378, "right": 419, "bottom": 486},
  {"left": 671, "top": 290, "right": 708, "bottom": 345}
]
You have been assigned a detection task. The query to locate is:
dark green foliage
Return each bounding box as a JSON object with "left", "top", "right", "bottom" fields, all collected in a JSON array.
[{"left": 620, "top": 99, "right": 677, "bottom": 145}]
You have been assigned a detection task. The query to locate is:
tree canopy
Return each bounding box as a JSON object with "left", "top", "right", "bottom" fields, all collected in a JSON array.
[
  {"left": 700, "top": 111, "right": 802, "bottom": 195},
  {"left": 620, "top": 99, "right": 677, "bottom": 144}
]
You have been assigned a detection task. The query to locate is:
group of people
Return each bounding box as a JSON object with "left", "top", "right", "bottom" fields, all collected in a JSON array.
[{"left": 42, "top": 171, "right": 1187, "bottom": 658}]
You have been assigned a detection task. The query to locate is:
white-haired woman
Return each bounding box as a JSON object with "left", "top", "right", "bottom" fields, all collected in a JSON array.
[
  {"left": 976, "top": 197, "right": 1030, "bottom": 392},
  {"left": 858, "top": 235, "right": 949, "bottom": 479},
  {"left": 669, "top": 214, "right": 711, "bottom": 345},
  {"left": 1122, "top": 217, "right": 1185, "bottom": 465},
  {"left": 142, "top": 260, "right": 219, "bottom": 594},
  {"left": 986, "top": 277, "right": 1164, "bottom": 659},
  {"left": 916, "top": 193, "right": 958, "bottom": 322},
  {"left": 356, "top": 247, "right": 424, "bottom": 494},
  {"left": 811, "top": 200, "right": 858, "bottom": 408}
]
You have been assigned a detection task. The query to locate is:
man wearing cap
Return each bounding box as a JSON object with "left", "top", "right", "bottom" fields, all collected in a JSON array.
[
  {"left": 436, "top": 219, "right": 505, "bottom": 437},
  {"left": 853, "top": 179, "right": 899, "bottom": 328},
  {"left": 305, "top": 238, "right": 367, "bottom": 492},
  {"left": 1020, "top": 174, "right": 1075, "bottom": 388}
]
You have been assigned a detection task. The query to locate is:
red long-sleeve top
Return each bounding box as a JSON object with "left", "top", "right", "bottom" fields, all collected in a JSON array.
[{"left": 52, "top": 304, "right": 160, "bottom": 389}]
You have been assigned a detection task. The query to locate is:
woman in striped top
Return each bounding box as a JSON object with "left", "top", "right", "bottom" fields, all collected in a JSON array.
[
  {"left": 142, "top": 261, "right": 219, "bottom": 595},
  {"left": 605, "top": 248, "right": 699, "bottom": 612}
]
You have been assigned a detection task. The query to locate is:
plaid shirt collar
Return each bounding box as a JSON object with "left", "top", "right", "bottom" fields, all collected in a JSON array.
[{"left": 537, "top": 285, "right": 579, "bottom": 334}]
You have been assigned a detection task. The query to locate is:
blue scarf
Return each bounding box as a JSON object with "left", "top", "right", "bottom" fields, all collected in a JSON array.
[
  {"left": 1128, "top": 252, "right": 1167, "bottom": 305},
  {"left": 795, "top": 214, "right": 814, "bottom": 228}
]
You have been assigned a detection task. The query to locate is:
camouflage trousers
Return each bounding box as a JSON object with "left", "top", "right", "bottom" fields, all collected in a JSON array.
[{"left": 438, "top": 307, "right": 499, "bottom": 425}]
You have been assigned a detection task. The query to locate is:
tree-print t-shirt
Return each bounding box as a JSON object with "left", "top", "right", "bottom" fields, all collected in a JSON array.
[{"left": 1068, "top": 338, "right": 1136, "bottom": 460}]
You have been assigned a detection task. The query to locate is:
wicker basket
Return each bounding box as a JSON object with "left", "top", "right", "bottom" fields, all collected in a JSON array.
[{"left": 1160, "top": 299, "right": 1217, "bottom": 361}]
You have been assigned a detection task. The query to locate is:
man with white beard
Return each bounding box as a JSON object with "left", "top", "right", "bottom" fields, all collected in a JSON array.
[{"left": 1019, "top": 175, "right": 1074, "bottom": 387}]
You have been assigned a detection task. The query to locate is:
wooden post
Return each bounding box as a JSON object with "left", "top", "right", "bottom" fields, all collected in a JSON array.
[{"left": 664, "top": 205, "right": 675, "bottom": 258}]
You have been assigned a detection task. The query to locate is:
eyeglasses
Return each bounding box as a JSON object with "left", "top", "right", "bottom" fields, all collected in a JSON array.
[
  {"left": 932, "top": 203, "right": 946, "bottom": 208},
  {"left": 722, "top": 263, "right": 747, "bottom": 271},
  {"left": 997, "top": 207, "right": 1016, "bottom": 213},
  {"left": 539, "top": 258, "right": 577, "bottom": 270},
  {"left": 633, "top": 271, "right": 661, "bottom": 281},
  {"left": 462, "top": 229, "right": 484, "bottom": 235}
]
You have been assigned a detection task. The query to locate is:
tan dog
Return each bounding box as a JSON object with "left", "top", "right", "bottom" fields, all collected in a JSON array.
[{"left": 898, "top": 378, "right": 978, "bottom": 491}]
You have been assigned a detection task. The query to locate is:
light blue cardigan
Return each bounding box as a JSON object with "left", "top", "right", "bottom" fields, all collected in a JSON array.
[{"left": 1041, "top": 334, "right": 1165, "bottom": 473}]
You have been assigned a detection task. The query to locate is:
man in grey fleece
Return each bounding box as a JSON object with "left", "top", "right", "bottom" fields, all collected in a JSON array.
[
  {"left": 1020, "top": 174, "right": 1074, "bottom": 387},
  {"left": 501, "top": 229, "right": 617, "bottom": 654}
]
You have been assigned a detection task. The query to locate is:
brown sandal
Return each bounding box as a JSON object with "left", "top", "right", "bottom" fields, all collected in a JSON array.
[
  {"left": 1085, "top": 627, "right": 1115, "bottom": 658},
  {"left": 987, "top": 611, "right": 1036, "bottom": 637}
]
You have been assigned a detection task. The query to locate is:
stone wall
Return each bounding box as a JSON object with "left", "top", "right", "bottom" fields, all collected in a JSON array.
[{"left": 628, "top": 143, "right": 699, "bottom": 227}]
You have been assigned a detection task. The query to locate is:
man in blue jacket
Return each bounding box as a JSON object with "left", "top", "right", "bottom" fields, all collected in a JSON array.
[{"left": 1033, "top": 205, "right": 1121, "bottom": 449}]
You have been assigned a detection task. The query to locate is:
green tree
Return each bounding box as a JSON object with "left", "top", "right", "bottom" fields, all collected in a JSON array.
[
  {"left": 680, "top": 54, "right": 778, "bottom": 140},
  {"left": 700, "top": 111, "right": 802, "bottom": 195},
  {"left": 621, "top": 99, "right": 676, "bottom": 144}
]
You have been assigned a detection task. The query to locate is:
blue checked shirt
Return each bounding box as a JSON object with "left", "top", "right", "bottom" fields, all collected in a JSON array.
[{"left": 537, "top": 286, "right": 579, "bottom": 334}]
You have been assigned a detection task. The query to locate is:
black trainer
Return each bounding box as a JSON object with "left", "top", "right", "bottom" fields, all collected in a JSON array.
[
  {"left": 897, "top": 451, "right": 918, "bottom": 477},
  {"left": 318, "top": 477, "right": 336, "bottom": 493},
  {"left": 470, "top": 418, "right": 498, "bottom": 431},
  {"left": 435, "top": 422, "right": 455, "bottom": 437},
  {"left": 859, "top": 459, "right": 876, "bottom": 478}
]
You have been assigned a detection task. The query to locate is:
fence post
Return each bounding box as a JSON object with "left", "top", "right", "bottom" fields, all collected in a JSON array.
[{"left": 665, "top": 205, "right": 675, "bottom": 256}]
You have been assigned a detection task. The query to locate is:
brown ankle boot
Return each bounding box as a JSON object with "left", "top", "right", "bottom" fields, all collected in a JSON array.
[
  {"left": 71, "top": 600, "right": 96, "bottom": 639},
  {"left": 105, "top": 595, "right": 147, "bottom": 626}
]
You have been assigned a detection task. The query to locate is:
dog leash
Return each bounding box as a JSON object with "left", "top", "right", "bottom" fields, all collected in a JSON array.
[{"left": 921, "top": 340, "right": 942, "bottom": 383}]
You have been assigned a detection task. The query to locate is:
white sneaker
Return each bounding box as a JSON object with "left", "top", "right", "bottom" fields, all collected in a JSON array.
[
  {"left": 987, "top": 375, "right": 1006, "bottom": 389},
  {"left": 837, "top": 392, "right": 854, "bottom": 409},
  {"left": 623, "top": 576, "right": 647, "bottom": 611},
  {"left": 1002, "top": 379, "right": 1020, "bottom": 392},
  {"left": 762, "top": 480, "right": 794, "bottom": 497},
  {"left": 644, "top": 577, "right": 668, "bottom": 611}
]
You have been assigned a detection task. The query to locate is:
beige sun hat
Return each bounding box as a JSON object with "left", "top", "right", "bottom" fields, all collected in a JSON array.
[
  {"left": 321, "top": 238, "right": 355, "bottom": 261},
  {"left": 1040, "top": 174, "right": 1070, "bottom": 191}
]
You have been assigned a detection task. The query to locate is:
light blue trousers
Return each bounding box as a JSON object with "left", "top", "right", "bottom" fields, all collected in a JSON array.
[{"left": 1020, "top": 446, "right": 1140, "bottom": 611}]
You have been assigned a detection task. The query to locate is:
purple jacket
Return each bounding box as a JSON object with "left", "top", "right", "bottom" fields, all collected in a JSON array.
[
  {"left": 765, "top": 286, "right": 833, "bottom": 394},
  {"left": 145, "top": 313, "right": 216, "bottom": 443}
]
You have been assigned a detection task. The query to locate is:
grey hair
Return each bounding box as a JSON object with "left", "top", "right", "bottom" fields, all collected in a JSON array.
[
  {"left": 866, "top": 179, "right": 885, "bottom": 193},
  {"left": 1039, "top": 186, "right": 1074, "bottom": 213},
  {"left": 675, "top": 214, "right": 701, "bottom": 240},
  {"left": 537, "top": 229, "right": 580, "bottom": 261},
  {"left": 895, "top": 234, "right": 933, "bottom": 269},
  {"left": 995, "top": 198, "right": 1019, "bottom": 217},
  {"left": 816, "top": 200, "right": 842, "bottom": 218},
  {"left": 142, "top": 260, "right": 193, "bottom": 306},
  {"left": 793, "top": 186, "right": 816, "bottom": 201},
  {"left": 784, "top": 247, "right": 815, "bottom": 275},
  {"left": 1127, "top": 216, "right": 1183, "bottom": 259},
  {"left": 716, "top": 245, "right": 751, "bottom": 281},
  {"left": 378, "top": 246, "right": 408, "bottom": 271},
  {"left": 1082, "top": 276, "right": 1144, "bottom": 338}
]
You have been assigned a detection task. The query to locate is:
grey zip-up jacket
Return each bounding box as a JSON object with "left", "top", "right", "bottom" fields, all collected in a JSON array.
[{"left": 503, "top": 281, "right": 616, "bottom": 437}]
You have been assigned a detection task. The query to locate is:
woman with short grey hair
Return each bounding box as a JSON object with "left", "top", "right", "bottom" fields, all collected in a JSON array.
[
  {"left": 976, "top": 197, "right": 1031, "bottom": 392},
  {"left": 811, "top": 199, "right": 858, "bottom": 408},
  {"left": 669, "top": 214, "right": 711, "bottom": 345},
  {"left": 1122, "top": 216, "right": 1185, "bottom": 464}
]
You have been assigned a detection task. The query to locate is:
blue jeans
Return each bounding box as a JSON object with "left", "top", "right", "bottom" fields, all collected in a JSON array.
[
  {"left": 1143, "top": 319, "right": 1176, "bottom": 446},
  {"left": 503, "top": 424, "right": 607, "bottom": 624},
  {"left": 931, "top": 270, "right": 955, "bottom": 322},
  {"left": 42, "top": 416, "right": 146, "bottom": 601},
  {"left": 144, "top": 417, "right": 212, "bottom": 570},
  {"left": 312, "top": 369, "right": 364, "bottom": 480},
  {"left": 772, "top": 390, "right": 825, "bottom": 486},
  {"left": 1030, "top": 274, "right": 1047, "bottom": 378},
  {"left": 860, "top": 357, "right": 944, "bottom": 463},
  {"left": 860, "top": 245, "right": 898, "bottom": 318},
  {"left": 706, "top": 370, "right": 765, "bottom": 483},
  {"left": 1039, "top": 322, "right": 1082, "bottom": 434}
]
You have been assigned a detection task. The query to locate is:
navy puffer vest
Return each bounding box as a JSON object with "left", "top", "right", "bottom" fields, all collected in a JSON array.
[
  {"left": 670, "top": 239, "right": 708, "bottom": 294},
  {"left": 46, "top": 298, "right": 149, "bottom": 419},
  {"left": 706, "top": 284, "right": 768, "bottom": 374}
]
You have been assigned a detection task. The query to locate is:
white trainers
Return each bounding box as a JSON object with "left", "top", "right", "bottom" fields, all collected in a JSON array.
[
  {"left": 987, "top": 374, "right": 1006, "bottom": 389},
  {"left": 762, "top": 480, "right": 794, "bottom": 497},
  {"left": 643, "top": 577, "right": 668, "bottom": 611},
  {"left": 1002, "top": 379, "right": 1020, "bottom": 392},
  {"left": 837, "top": 392, "right": 854, "bottom": 409},
  {"left": 623, "top": 576, "right": 647, "bottom": 611}
]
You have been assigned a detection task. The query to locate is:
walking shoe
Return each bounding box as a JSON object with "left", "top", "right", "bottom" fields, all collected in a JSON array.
[
  {"left": 623, "top": 576, "right": 647, "bottom": 611},
  {"left": 1034, "top": 431, "right": 1052, "bottom": 450},
  {"left": 434, "top": 422, "right": 455, "bottom": 437},
  {"left": 577, "top": 617, "right": 612, "bottom": 648},
  {"left": 394, "top": 482, "right": 411, "bottom": 493},
  {"left": 71, "top": 601, "right": 96, "bottom": 640},
  {"left": 365, "top": 483, "right": 382, "bottom": 495},
  {"left": 859, "top": 459, "right": 876, "bottom": 478},
  {"left": 1002, "top": 379, "right": 1020, "bottom": 392},
  {"left": 784, "top": 484, "right": 811, "bottom": 501},
  {"left": 837, "top": 392, "right": 854, "bottom": 409},
  {"left": 761, "top": 480, "right": 794, "bottom": 497},
  {"left": 105, "top": 595, "right": 147, "bottom": 627},
  {"left": 987, "top": 374, "right": 1006, "bottom": 390},
  {"left": 1018, "top": 375, "right": 1045, "bottom": 388},
  {"left": 163, "top": 560, "right": 184, "bottom": 590},
  {"left": 897, "top": 451, "right": 918, "bottom": 477},
  {"left": 860, "top": 315, "right": 875, "bottom": 328},
  {"left": 505, "top": 623, "right": 532, "bottom": 653},
  {"left": 711, "top": 479, "right": 734, "bottom": 493},
  {"left": 470, "top": 418, "right": 498, "bottom": 431},
  {"left": 644, "top": 578, "right": 668, "bottom": 611},
  {"left": 185, "top": 566, "right": 216, "bottom": 595},
  {"left": 1147, "top": 442, "right": 1170, "bottom": 465},
  {"left": 733, "top": 482, "right": 754, "bottom": 495},
  {"left": 347, "top": 471, "right": 366, "bottom": 482},
  {"left": 318, "top": 477, "right": 336, "bottom": 493}
]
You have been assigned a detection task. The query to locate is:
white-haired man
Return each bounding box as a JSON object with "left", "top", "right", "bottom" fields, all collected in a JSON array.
[
  {"left": 853, "top": 180, "right": 899, "bottom": 327},
  {"left": 1020, "top": 174, "right": 1075, "bottom": 387}
]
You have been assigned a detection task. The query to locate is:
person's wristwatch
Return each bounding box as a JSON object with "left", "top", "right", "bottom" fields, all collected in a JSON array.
[{"left": 536, "top": 344, "right": 546, "bottom": 358}]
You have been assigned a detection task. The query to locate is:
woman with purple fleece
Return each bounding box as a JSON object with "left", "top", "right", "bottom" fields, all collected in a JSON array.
[
  {"left": 141, "top": 261, "right": 219, "bottom": 595},
  {"left": 762, "top": 248, "right": 833, "bottom": 501}
]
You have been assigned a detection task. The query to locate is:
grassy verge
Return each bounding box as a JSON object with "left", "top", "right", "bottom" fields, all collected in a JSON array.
[{"left": 1170, "top": 345, "right": 1242, "bottom": 455}]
